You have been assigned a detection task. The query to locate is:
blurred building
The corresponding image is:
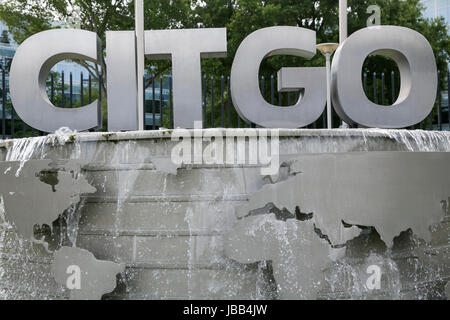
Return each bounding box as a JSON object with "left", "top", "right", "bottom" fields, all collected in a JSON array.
[
  {"left": 421, "top": 0, "right": 450, "bottom": 24},
  {"left": 0, "top": 21, "right": 17, "bottom": 71}
]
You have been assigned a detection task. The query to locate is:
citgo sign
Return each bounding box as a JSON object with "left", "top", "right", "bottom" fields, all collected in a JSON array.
[{"left": 9, "top": 25, "right": 437, "bottom": 132}]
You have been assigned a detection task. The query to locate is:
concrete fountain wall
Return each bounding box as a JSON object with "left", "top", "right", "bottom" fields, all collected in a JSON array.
[{"left": 0, "top": 129, "right": 449, "bottom": 300}]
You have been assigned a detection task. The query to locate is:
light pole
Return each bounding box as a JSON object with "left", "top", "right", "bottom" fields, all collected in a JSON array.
[
  {"left": 338, "top": 0, "right": 349, "bottom": 128},
  {"left": 339, "top": 0, "right": 348, "bottom": 44},
  {"left": 135, "top": 0, "right": 145, "bottom": 131},
  {"left": 317, "top": 43, "right": 339, "bottom": 129}
]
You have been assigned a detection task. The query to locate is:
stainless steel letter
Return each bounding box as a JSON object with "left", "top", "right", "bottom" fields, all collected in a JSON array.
[
  {"left": 331, "top": 26, "right": 437, "bottom": 128},
  {"left": 230, "top": 26, "right": 326, "bottom": 128},
  {"left": 144, "top": 29, "right": 227, "bottom": 128},
  {"left": 106, "top": 31, "right": 138, "bottom": 131},
  {"left": 9, "top": 29, "right": 102, "bottom": 133},
  {"left": 277, "top": 67, "right": 326, "bottom": 126}
]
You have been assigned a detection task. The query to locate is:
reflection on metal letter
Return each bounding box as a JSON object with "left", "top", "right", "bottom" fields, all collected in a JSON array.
[{"left": 106, "top": 31, "right": 138, "bottom": 131}]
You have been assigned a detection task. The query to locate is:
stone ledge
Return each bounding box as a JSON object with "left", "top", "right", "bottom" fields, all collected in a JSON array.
[{"left": 2, "top": 128, "right": 450, "bottom": 147}]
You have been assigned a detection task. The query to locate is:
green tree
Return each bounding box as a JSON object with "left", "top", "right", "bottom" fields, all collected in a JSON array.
[{"left": 198, "top": 0, "right": 448, "bottom": 79}]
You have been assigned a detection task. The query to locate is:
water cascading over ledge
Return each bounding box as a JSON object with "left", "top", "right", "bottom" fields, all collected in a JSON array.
[{"left": 0, "top": 128, "right": 449, "bottom": 300}]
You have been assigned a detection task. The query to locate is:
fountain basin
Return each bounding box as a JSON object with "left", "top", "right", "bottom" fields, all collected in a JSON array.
[{"left": 0, "top": 129, "right": 449, "bottom": 299}]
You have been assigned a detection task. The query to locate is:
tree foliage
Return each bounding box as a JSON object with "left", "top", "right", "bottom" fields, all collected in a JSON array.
[
  {"left": 1, "top": 0, "right": 447, "bottom": 78},
  {"left": 194, "top": 0, "right": 449, "bottom": 79}
]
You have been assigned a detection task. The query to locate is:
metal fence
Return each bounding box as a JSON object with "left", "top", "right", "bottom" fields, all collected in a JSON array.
[
  {"left": 140, "top": 69, "right": 450, "bottom": 131},
  {"left": 1, "top": 67, "right": 449, "bottom": 139}
]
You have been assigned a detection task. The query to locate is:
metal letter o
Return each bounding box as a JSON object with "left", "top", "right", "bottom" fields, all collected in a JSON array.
[{"left": 331, "top": 26, "right": 437, "bottom": 128}]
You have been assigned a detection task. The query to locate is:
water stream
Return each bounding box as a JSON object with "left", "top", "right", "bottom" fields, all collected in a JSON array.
[{"left": 0, "top": 128, "right": 448, "bottom": 299}]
